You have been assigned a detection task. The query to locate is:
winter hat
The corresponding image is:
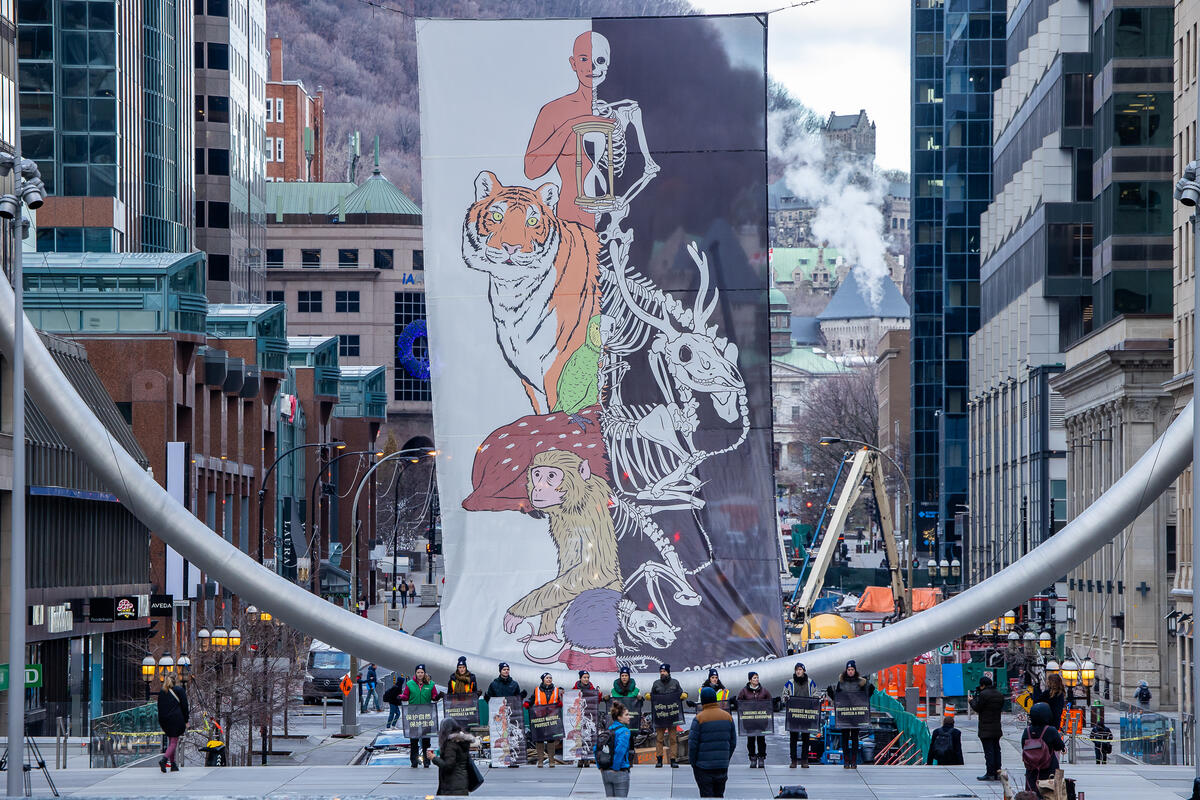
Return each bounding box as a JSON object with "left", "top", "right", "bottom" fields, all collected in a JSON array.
[
  {"left": 708, "top": 668, "right": 720, "bottom": 678},
  {"left": 845, "top": 660, "right": 857, "bottom": 671},
  {"left": 578, "top": 670, "right": 590, "bottom": 678},
  {"left": 700, "top": 686, "right": 717, "bottom": 704},
  {"left": 659, "top": 663, "right": 671, "bottom": 672},
  {"left": 415, "top": 663, "right": 427, "bottom": 672},
  {"left": 748, "top": 670, "right": 759, "bottom": 681},
  {"left": 619, "top": 666, "right": 631, "bottom": 676},
  {"left": 457, "top": 656, "right": 468, "bottom": 666},
  {"left": 794, "top": 662, "right": 806, "bottom": 672},
  {"left": 498, "top": 662, "right": 510, "bottom": 670},
  {"left": 540, "top": 672, "right": 552, "bottom": 682}
]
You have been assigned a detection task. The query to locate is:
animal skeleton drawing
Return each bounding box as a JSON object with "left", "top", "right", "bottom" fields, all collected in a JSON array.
[{"left": 465, "top": 30, "right": 753, "bottom": 664}]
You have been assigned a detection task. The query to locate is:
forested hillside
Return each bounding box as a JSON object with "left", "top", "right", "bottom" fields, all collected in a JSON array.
[{"left": 267, "top": 0, "right": 696, "bottom": 198}]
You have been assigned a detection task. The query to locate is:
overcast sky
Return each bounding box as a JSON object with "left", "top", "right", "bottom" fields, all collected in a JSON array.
[{"left": 694, "top": 0, "right": 911, "bottom": 172}]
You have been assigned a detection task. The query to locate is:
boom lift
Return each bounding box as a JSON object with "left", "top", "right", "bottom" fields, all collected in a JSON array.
[{"left": 792, "top": 448, "right": 910, "bottom": 629}]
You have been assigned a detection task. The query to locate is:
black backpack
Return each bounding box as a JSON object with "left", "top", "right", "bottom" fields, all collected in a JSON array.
[
  {"left": 930, "top": 727, "right": 954, "bottom": 762},
  {"left": 595, "top": 728, "right": 616, "bottom": 770}
]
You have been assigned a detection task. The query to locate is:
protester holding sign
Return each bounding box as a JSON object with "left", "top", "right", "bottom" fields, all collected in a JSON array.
[
  {"left": 571, "top": 672, "right": 600, "bottom": 767},
  {"left": 781, "top": 662, "right": 818, "bottom": 768},
  {"left": 647, "top": 664, "right": 685, "bottom": 768},
  {"left": 526, "top": 673, "right": 564, "bottom": 768},
  {"left": 735, "top": 671, "right": 771, "bottom": 768},
  {"left": 483, "top": 662, "right": 524, "bottom": 702},
  {"left": 400, "top": 664, "right": 442, "bottom": 768},
  {"left": 826, "top": 660, "right": 874, "bottom": 769},
  {"left": 695, "top": 669, "right": 730, "bottom": 709},
  {"left": 609, "top": 667, "right": 640, "bottom": 702},
  {"left": 447, "top": 656, "right": 478, "bottom": 696}
]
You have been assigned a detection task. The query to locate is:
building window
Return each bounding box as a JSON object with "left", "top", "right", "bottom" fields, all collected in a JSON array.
[
  {"left": 194, "top": 41, "right": 204, "bottom": 68},
  {"left": 265, "top": 137, "right": 273, "bottom": 161},
  {"left": 206, "top": 43, "right": 229, "bottom": 71},
  {"left": 395, "top": 291, "right": 431, "bottom": 402},
  {"left": 297, "top": 291, "right": 322, "bottom": 313},
  {"left": 412, "top": 249, "right": 424, "bottom": 270},
  {"left": 208, "top": 95, "right": 229, "bottom": 124},
  {"left": 208, "top": 0, "right": 229, "bottom": 16},
  {"left": 338, "top": 335, "right": 360, "bottom": 357},
  {"left": 276, "top": 138, "right": 284, "bottom": 162},
  {"left": 335, "top": 290, "right": 360, "bottom": 313},
  {"left": 266, "top": 249, "right": 284, "bottom": 267},
  {"left": 195, "top": 94, "right": 204, "bottom": 121},
  {"left": 374, "top": 249, "right": 394, "bottom": 270},
  {"left": 195, "top": 147, "right": 205, "bottom": 174},
  {"left": 338, "top": 248, "right": 359, "bottom": 268},
  {"left": 208, "top": 148, "right": 229, "bottom": 176},
  {"left": 208, "top": 253, "right": 229, "bottom": 282},
  {"left": 207, "top": 201, "right": 229, "bottom": 229},
  {"left": 194, "top": 200, "right": 205, "bottom": 227},
  {"left": 266, "top": 290, "right": 285, "bottom": 304},
  {"left": 301, "top": 249, "right": 320, "bottom": 267},
  {"left": 275, "top": 97, "right": 284, "bottom": 122}
]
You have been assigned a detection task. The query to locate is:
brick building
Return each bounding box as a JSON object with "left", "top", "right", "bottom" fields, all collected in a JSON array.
[{"left": 266, "top": 35, "right": 325, "bottom": 183}]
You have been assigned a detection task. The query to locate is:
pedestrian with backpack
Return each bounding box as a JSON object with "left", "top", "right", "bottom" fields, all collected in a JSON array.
[
  {"left": 596, "top": 701, "right": 632, "bottom": 797},
  {"left": 1135, "top": 680, "right": 1152, "bottom": 709},
  {"left": 1021, "top": 701, "right": 1066, "bottom": 794},
  {"left": 925, "top": 715, "right": 964, "bottom": 765},
  {"left": 383, "top": 674, "right": 403, "bottom": 728},
  {"left": 1091, "top": 708, "right": 1113, "bottom": 764}
]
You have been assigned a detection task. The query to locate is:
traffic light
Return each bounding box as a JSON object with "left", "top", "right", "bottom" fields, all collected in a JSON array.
[
  {"left": 805, "top": 501, "right": 813, "bottom": 509},
  {"left": 425, "top": 543, "right": 432, "bottom": 554}
]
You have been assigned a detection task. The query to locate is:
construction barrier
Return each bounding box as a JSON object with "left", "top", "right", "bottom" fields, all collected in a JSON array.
[{"left": 916, "top": 702, "right": 927, "bottom": 720}]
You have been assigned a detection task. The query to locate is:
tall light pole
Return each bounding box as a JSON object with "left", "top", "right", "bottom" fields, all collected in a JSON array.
[
  {"left": 305, "top": 448, "right": 380, "bottom": 598},
  {"left": 256, "top": 440, "right": 345, "bottom": 566},
  {"left": 3, "top": 141, "right": 46, "bottom": 796},
  {"left": 1173, "top": 159, "right": 1200, "bottom": 781}
]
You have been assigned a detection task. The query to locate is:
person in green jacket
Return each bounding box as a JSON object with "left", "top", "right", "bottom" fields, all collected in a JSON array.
[
  {"left": 399, "top": 664, "right": 442, "bottom": 768},
  {"left": 609, "top": 666, "right": 640, "bottom": 700}
]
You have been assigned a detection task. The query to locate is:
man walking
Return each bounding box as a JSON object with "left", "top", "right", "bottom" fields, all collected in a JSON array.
[
  {"left": 399, "top": 577, "right": 409, "bottom": 609},
  {"left": 688, "top": 686, "right": 736, "bottom": 798},
  {"left": 646, "top": 663, "right": 686, "bottom": 768},
  {"left": 970, "top": 674, "right": 1005, "bottom": 781},
  {"left": 360, "top": 662, "right": 382, "bottom": 713}
]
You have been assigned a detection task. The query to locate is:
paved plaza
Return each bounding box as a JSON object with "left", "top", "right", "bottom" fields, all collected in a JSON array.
[{"left": 6, "top": 761, "right": 1195, "bottom": 798}]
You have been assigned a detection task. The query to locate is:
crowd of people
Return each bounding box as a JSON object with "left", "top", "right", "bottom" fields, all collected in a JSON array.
[{"left": 154, "top": 650, "right": 1103, "bottom": 800}]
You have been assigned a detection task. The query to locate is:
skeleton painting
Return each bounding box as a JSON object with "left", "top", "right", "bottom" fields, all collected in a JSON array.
[{"left": 419, "top": 15, "right": 781, "bottom": 672}]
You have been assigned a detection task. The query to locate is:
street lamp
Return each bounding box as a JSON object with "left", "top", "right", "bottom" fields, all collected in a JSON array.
[
  {"left": 197, "top": 628, "right": 211, "bottom": 651},
  {"left": 1004, "top": 609, "right": 1017, "bottom": 627},
  {"left": 1061, "top": 658, "right": 1079, "bottom": 688},
  {"left": 1039, "top": 630, "right": 1053, "bottom": 651},
  {"left": 305, "top": 447, "right": 383, "bottom": 598},
  {"left": 256, "top": 440, "right": 346, "bottom": 567},
  {"left": 157, "top": 654, "right": 175, "bottom": 678},
  {"left": 141, "top": 655, "right": 156, "bottom": 700},
  {"left": 1045, "top": 660, "right": 1060, "bottom": 676},
  {"left": 211, "top": 628, "right": 229, "bottom": 649},
  {"left": 178, "top": 653, "right": 191, "bottom": 681},
  {"left": 228, "top": 628, "right": 242, "bottom": 648}
]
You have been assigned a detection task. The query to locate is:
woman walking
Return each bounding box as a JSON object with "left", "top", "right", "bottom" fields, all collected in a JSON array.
[
  {"left": 1033, "top": 672, "right": 1066, "bottom": 730},
  {"left": 599, "top": 701, "right": 633, "bottom": 797},
  {"left": 427, "top": 718, "right": 479, "bottom": 797},
  {"left": 156, "top": 673, "right": 189, "bottom": 772}
]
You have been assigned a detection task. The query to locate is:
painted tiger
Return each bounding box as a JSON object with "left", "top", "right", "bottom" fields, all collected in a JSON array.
[{"left": 462, "top": 170, "right": 601, "bottom": 415}]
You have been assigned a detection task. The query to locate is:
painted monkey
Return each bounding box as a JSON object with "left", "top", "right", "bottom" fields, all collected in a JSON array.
[{"left": 503, "top": 449, "right": 622, "bottom": 640}]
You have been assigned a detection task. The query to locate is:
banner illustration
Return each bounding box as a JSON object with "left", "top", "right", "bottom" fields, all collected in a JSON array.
[
  {"left": 488, "top": 697, "right": 526, "bottom": 767},
  {"left": 563, "top": 689, "right": 600, "bottom": 762},
  {"left": 419, "top": 15, "right": 780, "bottom": 671}
]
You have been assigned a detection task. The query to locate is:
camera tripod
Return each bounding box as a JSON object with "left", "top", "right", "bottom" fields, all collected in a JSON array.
[{"left": 0, "top": 736, "right": 59, "bottom": 796}]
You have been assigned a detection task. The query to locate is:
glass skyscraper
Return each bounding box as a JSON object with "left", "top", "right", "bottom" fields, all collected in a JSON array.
[{"left": 910, "top": 0, "right": 1006, "bottom": 560}]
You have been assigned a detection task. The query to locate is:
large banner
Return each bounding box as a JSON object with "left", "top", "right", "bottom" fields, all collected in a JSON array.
[
  {"left": 563, "top": 689, "right": 600, "bottom": 762},
  {"left": 418, "top": 15, "right": 780, "bottom": 671}
]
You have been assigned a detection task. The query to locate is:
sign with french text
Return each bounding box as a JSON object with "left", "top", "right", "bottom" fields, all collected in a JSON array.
[
  {"left": 833, "top": 690, "right": 870, "bottom": 729},
  {"left": 785, "top": 696, "right": 821, "bottom": 733}
]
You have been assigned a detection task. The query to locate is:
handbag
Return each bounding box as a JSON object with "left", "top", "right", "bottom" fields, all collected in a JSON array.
[{"left": 467, "top": 757, "right": 484, "bottom": 793}]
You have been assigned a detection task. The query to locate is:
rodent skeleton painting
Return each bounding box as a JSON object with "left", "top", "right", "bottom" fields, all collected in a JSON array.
[{"left": 419, "top": 15, "right": 782, "bottom": 672}]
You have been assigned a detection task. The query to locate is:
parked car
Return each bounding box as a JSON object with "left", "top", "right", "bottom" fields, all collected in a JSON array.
[{"left": 356, "top": 730, "right": 412, "bottom": 765}]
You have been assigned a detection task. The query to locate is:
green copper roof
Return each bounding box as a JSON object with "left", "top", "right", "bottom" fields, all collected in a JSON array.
[
  {"left": 769, "top": 287, "right": 787, "bottom": 307},
  {"left": 772, "top": 346, "right": 848, "bottom": 375},
  {"left": 268, "top": 182, "right": 358, "bottom": 218},
  {"left": 333, "top": 168, "right": 422, "bottom": 216},
  {"left": 771, "top": 246, "right": 840, "bottom": 285}
]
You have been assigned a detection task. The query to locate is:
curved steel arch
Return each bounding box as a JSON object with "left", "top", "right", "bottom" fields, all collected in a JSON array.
[{"left": 1, "top": 274, "right": 1190, "bottom": 691}]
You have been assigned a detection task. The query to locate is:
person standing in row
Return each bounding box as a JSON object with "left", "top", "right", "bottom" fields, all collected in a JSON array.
[
  {"left": 157, "top": 673, "right": 189, "bottom": 773},
  {"left": 609, "top": 666, "right": 639, "bottom": 703},
  {"left": 827, "top": 660, "right": 874, "bottom": 769},
  {"left": 448, "top": 656, "right": 478, "bottom": 696},
  {"left": 970, "top": 674, "right": 1005, "bottom": 781},
  {"left": 697, "top": 669, "right": 729, "bottom": 706},
  {"left": 688, "top": 686, "right": 736, "bottom": 798},
  {"left": 647, "top": 663, "right": 685, "bottom": 768},
  {"left": 735, "top": 671, "right": 771, "bottom": 768},
  {"left": 483, "top": 662, "right": 524, "bottom": 702},
  {"left": 527, "top": 672, "right": 563, "bottom": 768},
  {"left": 597, "top": 701, "right": 632, "bottom": 797},
  {"left": 573, "top": 670, "right": 600, "bottom": 768},
  {"left": 400, "top": 664, "right": 441, "bottom": 768},
  {"left": 782, "top": 662, "right": 816, "bottom": 768}
]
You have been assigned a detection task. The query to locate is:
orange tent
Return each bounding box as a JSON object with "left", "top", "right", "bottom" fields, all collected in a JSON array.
[{"left": 855, "top": 586, "right": 943, "bottom": 613}]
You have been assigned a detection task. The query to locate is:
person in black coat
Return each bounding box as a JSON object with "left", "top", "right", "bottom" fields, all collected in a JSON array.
[
  {"left": 428, "top": 718, "right": 479, "bottom": 796},
  {"left": 826, "top": 660, "right": 874, "bottom": 769},
  {"left": 157, "top": 673, "right": 189, "bottom": 772},
  {"left": 1032, "top": 672, "right": 1066, "bottom": 730},
  {"left": 969, "top": 675, "right": 1005, "bottom": 780},
  {"left": 925, "top": 715, "right": 964, "bottom": 765}
]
